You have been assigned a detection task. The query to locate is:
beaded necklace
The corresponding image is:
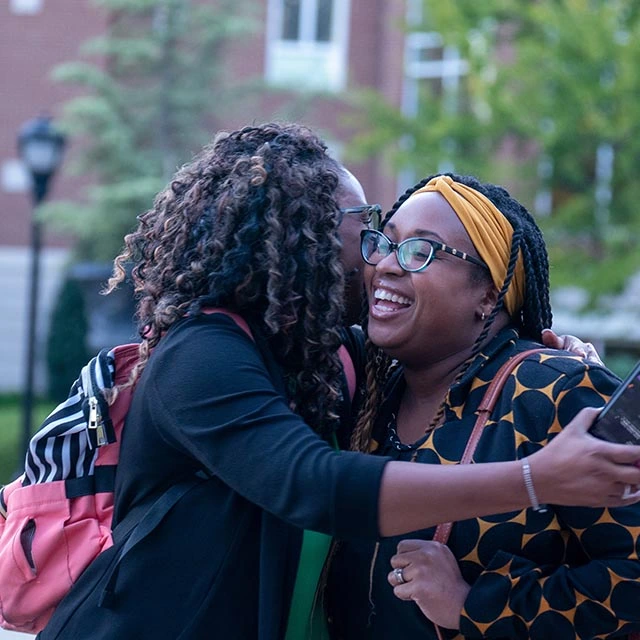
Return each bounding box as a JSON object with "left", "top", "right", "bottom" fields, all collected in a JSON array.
[{"left": 384, "top": 413, "right": 437, "bottom": 452}]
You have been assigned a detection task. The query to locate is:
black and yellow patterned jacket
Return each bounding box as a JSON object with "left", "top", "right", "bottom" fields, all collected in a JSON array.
[{"left": 328, "top": 327, "right": 640, "bottom": 640}]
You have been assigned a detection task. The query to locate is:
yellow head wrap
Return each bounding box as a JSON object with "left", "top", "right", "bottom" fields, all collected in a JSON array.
[{"left": 411, "top": 175, "right": 525, "bottom": 316}]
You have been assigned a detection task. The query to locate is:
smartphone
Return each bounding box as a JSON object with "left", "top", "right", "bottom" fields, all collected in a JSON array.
[{"left": 590, "top": 360, "right": 640, "bottom": 445}]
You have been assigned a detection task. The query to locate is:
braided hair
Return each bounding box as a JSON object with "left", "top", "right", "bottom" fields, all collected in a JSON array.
[
  {"left": 351, "top": 172, "right": 553, "bottom": 452},
  {"left": 106, "top": 123, "right": 347, "bottom": 435}
]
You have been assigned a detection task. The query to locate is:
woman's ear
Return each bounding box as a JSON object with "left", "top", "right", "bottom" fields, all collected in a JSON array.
[{"left": 476, "top": 283, "right": 499, "bottom": 321}]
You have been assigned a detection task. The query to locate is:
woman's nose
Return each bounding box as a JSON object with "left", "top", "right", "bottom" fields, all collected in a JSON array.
[{"left": 375, "top": 249, "right": 404, "bottom": 275}]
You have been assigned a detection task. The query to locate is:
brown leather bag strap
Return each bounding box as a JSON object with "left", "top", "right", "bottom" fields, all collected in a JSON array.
[
  {"left": 432, "top": 348, "right": 547, "bottom": 545},
  {"left": 431, "top": 348, "right": 547, "bottom": 640}
]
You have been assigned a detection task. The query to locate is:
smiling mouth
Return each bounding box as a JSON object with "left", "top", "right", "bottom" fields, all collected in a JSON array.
[{"left": 373, "top": 287, "right": 413, "bottom": 312}]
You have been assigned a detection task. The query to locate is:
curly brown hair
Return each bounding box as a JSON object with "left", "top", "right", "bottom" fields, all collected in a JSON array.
[{"left": 106, "top": 123, "right": 348, "bottom": 435}]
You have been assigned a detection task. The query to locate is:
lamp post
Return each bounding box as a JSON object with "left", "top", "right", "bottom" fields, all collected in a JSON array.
[{"left": 17, "top": 115, "right": 66, "bottom": 464}]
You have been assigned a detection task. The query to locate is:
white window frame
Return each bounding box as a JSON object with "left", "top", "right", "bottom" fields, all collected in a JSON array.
[
  {"left": 265, "top": 0, "right": 351, "bottom": 92},
  {"left": 403, "top": 32, "right": 469, "bottom": 116},
  {"left": 10, "top": 0, "right": 43, "bottom": 15},
  {"left": 398, "top": 29, "right": 469, "bottom": 190}
]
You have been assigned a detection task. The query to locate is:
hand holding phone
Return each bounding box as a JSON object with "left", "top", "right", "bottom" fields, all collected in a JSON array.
[{"left": 590, "top": 360, "right": 640, "bottom": 445}]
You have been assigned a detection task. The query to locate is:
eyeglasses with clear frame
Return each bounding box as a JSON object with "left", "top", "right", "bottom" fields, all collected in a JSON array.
[
  {"left": 339, "top": 204, "right": 382, "bottom": 230},
  {"left": 360, "top": 229, "right": 488, "bottom": 273}
]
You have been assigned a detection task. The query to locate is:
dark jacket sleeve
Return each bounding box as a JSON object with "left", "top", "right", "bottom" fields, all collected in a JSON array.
[
  {"left": 460, "top": 360, "right": 640, "bottom": 639},
  {"left": 144, "top": 314, "right": 389, "bottom": 541}
]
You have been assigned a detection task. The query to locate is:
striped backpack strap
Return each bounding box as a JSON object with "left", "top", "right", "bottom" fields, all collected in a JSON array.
[{"left": 23, "top": 347, "right": 119, "bottom": 488}]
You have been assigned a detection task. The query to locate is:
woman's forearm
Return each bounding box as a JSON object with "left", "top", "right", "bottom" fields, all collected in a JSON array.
[
  {"left": 378, "top": 408, "right": 640, "bottom": 537},
  {"left": 378, "top": 460, "right": 525, "bottom": 536}
]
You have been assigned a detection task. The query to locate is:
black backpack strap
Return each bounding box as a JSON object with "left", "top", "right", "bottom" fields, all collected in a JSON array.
[
  {"left": 97, "top": 475, "right": 206, "bottom": 609},
  {"left": 65, "top": 465, "right": 117, "bottom": 498}
]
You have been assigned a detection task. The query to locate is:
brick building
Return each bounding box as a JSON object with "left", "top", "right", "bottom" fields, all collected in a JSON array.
[
  {"left": 0, "top": 0, "right": 422, "bottom": 393},
  {"left": 0, "top": 0, "right": 110, "bottom": 392}
]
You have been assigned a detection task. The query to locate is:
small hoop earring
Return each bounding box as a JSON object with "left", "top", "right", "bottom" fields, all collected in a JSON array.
[{"left": 480, "top": 312, "right": 486, "bottom": 321}]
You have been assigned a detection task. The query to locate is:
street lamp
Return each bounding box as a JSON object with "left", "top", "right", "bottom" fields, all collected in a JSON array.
[{"left": 17, "top": 115, "right": 66, "bottom": 464}]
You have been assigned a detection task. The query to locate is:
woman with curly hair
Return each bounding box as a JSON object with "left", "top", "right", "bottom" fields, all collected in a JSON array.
[
  {"left": 39, "top": 126, "right": 640, "bottom": 640},
  {"left": 326, "top": 173, "right": 640, "bottom": 639}
]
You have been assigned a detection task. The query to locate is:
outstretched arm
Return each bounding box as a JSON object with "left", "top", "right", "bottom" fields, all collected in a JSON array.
[
  {"left": 162, "top": 318, "right": 640, "bottom": 539},
  {"left": 378, "top": 407, "right": 640, "bottom": 536}
]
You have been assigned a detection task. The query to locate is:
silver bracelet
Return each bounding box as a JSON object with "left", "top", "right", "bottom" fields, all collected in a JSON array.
[{"left": 521, "top": 459, "right": 547, "bottom": 513}]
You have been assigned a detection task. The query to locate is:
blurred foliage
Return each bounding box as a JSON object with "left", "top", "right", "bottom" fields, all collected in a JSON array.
[
  {"left": 0, "top": 396, "right": 57, "bottom": 484},
  {"left": 606, "top": 351, "right": 640, "bottom": 379},
  {"left": 348, "top": 0, "right": 640, "bottom": 301},
  {"left": 41, "top": 0, "right": 260, "bottom": 262},
  {"left": 46, "top": 277, "right": 90, "bottom": 402}
]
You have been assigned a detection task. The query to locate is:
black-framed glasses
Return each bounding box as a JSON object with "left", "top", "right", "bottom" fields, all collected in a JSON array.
[
  {"left": 339, "top": 204, "right": 382, "bottom": 230},
  {"left": 360, "top": 229, "right": 487, "bottom": 273}
]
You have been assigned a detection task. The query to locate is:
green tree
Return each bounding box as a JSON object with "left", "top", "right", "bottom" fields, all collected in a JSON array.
[
  {"left": 46, "top": 277, "right": 90, "bottom": 402},
  {"left": 43, "top": 0, "right": 259, "bottom": 262},
  {"left": 350, "top": 0, "right": 640, "bottom": 299}
]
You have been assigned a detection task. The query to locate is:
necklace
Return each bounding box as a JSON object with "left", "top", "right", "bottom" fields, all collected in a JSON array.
[{"left": 385, "top": 414, "right": 432, "bottom": 452}]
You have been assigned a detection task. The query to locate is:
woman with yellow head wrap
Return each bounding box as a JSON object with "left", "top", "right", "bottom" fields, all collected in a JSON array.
[
  {"left": 328, "top": 173, "right": 640, "bottom": 640},
  {"left": 415, "top": 174, "right": 525, "bottom": 317}
]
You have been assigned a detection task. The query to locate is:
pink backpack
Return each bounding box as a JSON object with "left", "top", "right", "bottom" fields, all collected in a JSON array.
[
  {"left": 0, "top": 342, "right": 139, "bottom": 633},
  {"left": 0, "top": 311, "right": 356, "bottom": 633}
]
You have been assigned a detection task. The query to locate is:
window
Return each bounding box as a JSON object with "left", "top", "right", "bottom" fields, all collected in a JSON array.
[
  {"left": 265, "top": 0, "right": 350, "bottom": 92},
  {"left": 10, "top": 0, "right": 43, "bottom": 14},
  {"left": 403, "top": 32, "right": 468, "bottom": 118},
  {"left": 397, "top": 30, "right": 469, "bottom": 189},
  {"left": 1, "top": 160, "right": 29, "bottom": 194}
]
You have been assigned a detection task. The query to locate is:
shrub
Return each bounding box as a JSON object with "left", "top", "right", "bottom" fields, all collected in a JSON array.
[{"left": 46, "top": 277, "right": 90, "bottom": 402}]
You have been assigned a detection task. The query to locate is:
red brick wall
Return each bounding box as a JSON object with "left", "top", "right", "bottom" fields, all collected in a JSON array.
[
  {"left": 0, "top": 0, "right": 408, "bottom": 249},
  {"left": 348, "top": 0, "right": 406, "bottom": 210},
  {"left": 0, "top": 1, "right": 108, "bottom": 247}
]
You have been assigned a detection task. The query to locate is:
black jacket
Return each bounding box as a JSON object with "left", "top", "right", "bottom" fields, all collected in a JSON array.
[{"left": 39, "top": 313, "right": 387, "bottom": 640}]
